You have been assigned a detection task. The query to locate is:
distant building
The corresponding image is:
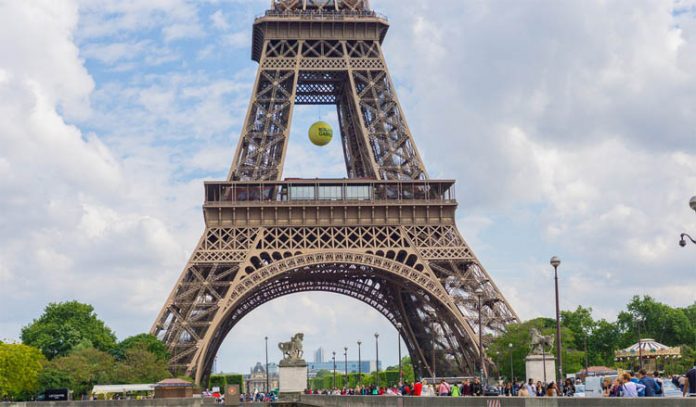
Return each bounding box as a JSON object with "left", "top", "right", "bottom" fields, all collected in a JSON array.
[
  {"left": 308, "top": 360, "right": 379, "bottom": 375},
  {"left": 314, "top": 347, "right": 325, "bottom": 364},
  {"left": 243, "top": 362, "right": 279, "bottom": 394}
]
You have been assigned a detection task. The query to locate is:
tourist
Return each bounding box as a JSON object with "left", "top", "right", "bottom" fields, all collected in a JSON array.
[
  {"left": 601, "top": 378, "right": 612, "bottom": 397},
  {"left": 546, "top": 382, "right": 559, "bottom": 397},
  {"left": 503, "top": 382, "right": 513, "bottom": 396},
  {"left": 472, "top": 377, "right": 483, "bottom": 396},
  {"left": 620, "top": 372, "right": 645, "bottom": 397},
  {"left": 535, "top": 381, "right": 544, "bottom": 397},
  {"left": 462, "top": 379, "right": 472, "bottom": 396},
  {"left": 437, "top": 379, "right": 451, "bottom": 396},
  {"left": 637, "top": 369, "right": 658, "bottom": 397},
  {"left": 518, "top": 384, "right": 529, "bottom": 397},
  {"left": 413, "top": 379, "right": 422, "bottom": 396},
  {"left": 652, "top": 371, "right": 663, "bottom": 396},
  {"left": 525, "top": 379, "right": 536, "bottom": 397},
  {"left": 562, "top": 378, "right": 575, "bottom": 397},
  {"left": 685, "top": 358, "right": 696, "bottom": 397}
]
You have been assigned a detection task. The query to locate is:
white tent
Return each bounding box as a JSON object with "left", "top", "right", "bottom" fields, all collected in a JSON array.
[{"left": 91, "top": 384, "right": 156, "bottom": 395}]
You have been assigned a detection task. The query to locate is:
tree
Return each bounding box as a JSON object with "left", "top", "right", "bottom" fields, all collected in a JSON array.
[
  {"left": 385, "top": 356, "right": 415, "bottom": 383},
  {"left": 0, "top": 343, "right": 46, "bottom": 400},
  {"left": 113, "top": 344, "right": 170, "bottom": 384},
  {"left": 617, "top": 296, "right": 694, "bottom": 348},
  {"left": 39, "top": 347, "right": 116, "bottom": 397},
  {"left": 114, "top": 334, "right": 169, "bottom": 361},
  {"left": 21, "top": 301, "right": 117, "bottom": 359},
  {"left": 488, "top": 317, "right": 585, "bottom": 380}
]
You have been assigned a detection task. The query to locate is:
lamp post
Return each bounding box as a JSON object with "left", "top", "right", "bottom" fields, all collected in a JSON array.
[
  {"left": 332, "top": 351, "right": 337, "bottom": 389},
  {"left": 508, "top": 343, "right": 514, "bottom": 381},
  {"left": 357, "top": 340, "right": 362, "bottom": 386},
  {"left": 679, "top": 196, "right": 696, "bottom": 247},
  {"left": 584, "top": 333, "right": 589, "bottom": 378},
  {"left": 430, "top": 320, "right": 436, "bottom": 381},
  {"left": 542, "top": 341, "right": 547, "bottom": 384},
  {"left": 474, "top": 287, "right": 485, "bottom": 383},
  {"left": 265, "top": 336, "right": 269, "bottom": 393},
  {"left": 550, "top": 256, "right": 563, "bottom": 384},
  {"left": 344, "top": 347, "right": 348, "bottom": 388},
  {"left": 375, "top": 333, "right": 380, "bottom": 388},
  {"left": 396, "top": 322, "right": 403, "bottom": 385},
  {"left": 634, "top": 313, "right": 644, "bottom": 370}
]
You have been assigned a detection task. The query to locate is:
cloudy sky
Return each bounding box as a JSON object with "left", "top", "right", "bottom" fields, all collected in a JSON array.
[{"left": 1, "top": 0, "right": 695, "bottom": 374}]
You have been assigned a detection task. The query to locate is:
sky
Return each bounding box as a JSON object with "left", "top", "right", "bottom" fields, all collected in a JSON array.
[{"left": 1, "top": 0, "right": 696, "bottom": 375}]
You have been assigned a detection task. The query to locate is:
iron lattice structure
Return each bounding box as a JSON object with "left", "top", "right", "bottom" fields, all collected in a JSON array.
[{"left": 153, "top": 0, "right": 518, "bottom": 385}]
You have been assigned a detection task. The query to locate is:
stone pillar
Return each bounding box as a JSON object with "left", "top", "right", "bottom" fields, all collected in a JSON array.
[
  {"left": 279, "top": 361, "right": 308, "bottom": 396},
  {"left": 525, "top": 354, "right": 556, "bottom": 384}
]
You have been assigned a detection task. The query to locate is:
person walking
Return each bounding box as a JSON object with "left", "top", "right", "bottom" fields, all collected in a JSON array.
[
  {"left": 562, "top": 378, "right": 575, "bottom": 397},
  {"left": 461, "top": 379, "right": 472, "bottom": 396},
  {"left": 437, "top": 379, "right": 451, "bottom": 397},
  {"left": 471, "top": 377, "right": 483, "bottom": 396},
  {"left": 637, "top": 369, "right": 658, "bottom": 397},
  {"left": 685, "top": 359, "right": 696, "bottom": 398},
  {"left": 620, "top": 373, "right": 645, "bottom": 398},
  {"left": 524, "top": 379, "right": 536, "bottom": 398},
  {"left": 451, "top": 382, "right": 461, "bottom": 397},
  {"left": 535, "top": 381, "right": 545, "bottom": 397},
  {"left": 518, "top": 384, "right": 529, "bottom": 397}
]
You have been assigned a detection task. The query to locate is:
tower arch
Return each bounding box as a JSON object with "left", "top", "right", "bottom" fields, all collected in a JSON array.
[{"left": 152, "top": 1, "right": 519, "bottom": 384}]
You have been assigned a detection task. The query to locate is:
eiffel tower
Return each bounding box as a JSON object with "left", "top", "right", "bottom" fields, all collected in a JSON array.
[{"left": 152, "top": 0, "right": 518, "bottom": 384}]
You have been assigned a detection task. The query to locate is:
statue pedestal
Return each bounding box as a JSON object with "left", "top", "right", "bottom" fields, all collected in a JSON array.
[
  {"left": 525, "top": 354, "right": 556, "bottom": 384},
  {"left": 278, "top": 360, "right": 307, "bottom": 395}
]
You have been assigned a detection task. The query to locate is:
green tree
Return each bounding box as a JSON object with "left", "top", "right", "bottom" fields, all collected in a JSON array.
[
  {"left": 0, "top": 343, "right": 46, "bottom": 400},
  {"left": 114, "top": 344, "right": 170, "bottom": 384},
  {"left": 488, "top": 317, "right": 585, "bottom": 380},
  {"left": 385, "top": 356, "right": 415, "bottom": 383},
  {"left": 114, "top": 334, "right": 169, "bottom": 361},
  {"left": 617, "top": 296, "right": 694, "bottom": 347},
  {"left": 588, "top": 319, "right": 621, "bottom": 366},
  {"left": 38, "top": 347, "right": 116, "bottom": 397},
  {"left": 21, "top": 301, "right": 117, "bottom": 359}
]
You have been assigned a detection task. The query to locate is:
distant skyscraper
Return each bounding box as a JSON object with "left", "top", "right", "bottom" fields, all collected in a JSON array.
[{"left": 314, "top": 347, "right": 325, "bottom": 364}]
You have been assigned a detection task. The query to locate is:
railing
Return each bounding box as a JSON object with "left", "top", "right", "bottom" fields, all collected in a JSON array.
[
  {"left": 204, "top": 179, "right": 455, "bottom": 205},
  {"left": 257, "top": 9, "right": 388, "bottom": 22}
]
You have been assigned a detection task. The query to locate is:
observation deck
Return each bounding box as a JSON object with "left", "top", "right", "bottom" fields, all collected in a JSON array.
[
  {"left": 203, "top": 179, "right": 458, "bottom": 227},
  {"left": 252, "top": 1, "right": 389, "bottom": 62}
]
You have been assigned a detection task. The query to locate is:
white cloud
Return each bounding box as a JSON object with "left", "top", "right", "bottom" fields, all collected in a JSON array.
[
  {"left": 210, "top": 10, "right": 229, "bottom": 30},
  {"left": 2, "top": 0, "right": 696, "bottom": 376}
]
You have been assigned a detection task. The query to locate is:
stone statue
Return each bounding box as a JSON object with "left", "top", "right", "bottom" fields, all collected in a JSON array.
[
  {"left": 278, "top": 333, "right": 304, "bottom": 364},
  {"left": 529, "top": 328, "right": 554, "bottom": 355}
]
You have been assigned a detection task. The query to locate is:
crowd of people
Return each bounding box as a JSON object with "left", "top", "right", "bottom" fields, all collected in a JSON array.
[{"left": 300, "top": 358, "right": 696, "bottom": 398}]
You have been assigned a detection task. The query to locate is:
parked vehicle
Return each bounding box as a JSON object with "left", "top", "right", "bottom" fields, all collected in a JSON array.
[
  {"left": 574, "top": 384, "right": 586, "bottom": 397},
  {"left": 661, "top": 380, "right": 683, "bottom": 398}
]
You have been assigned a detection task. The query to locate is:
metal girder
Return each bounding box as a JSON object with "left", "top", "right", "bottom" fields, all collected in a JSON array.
[{"left": 154, "top": 1, "right": 519, "bottom": 385}]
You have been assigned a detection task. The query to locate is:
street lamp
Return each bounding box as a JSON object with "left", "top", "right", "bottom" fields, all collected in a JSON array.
[
  {"left": 430, "top": 320, "right": 436, "bottom": 381},
  {"left": 375, "top": 333, "right": 380, "bottom": 388},
  {"left": 550, "top": 256, "right": 563, "bottom": 384},
  {"left": 474, "top": 287, "right": 484, "bottom": 383},
  {"left": 265, "top": 336, "right": 269, "bottom": 392},
  {"left": 634, "top": 313, "right": 644, "bottom": 370},
  {"left": 357, "top": 340, "right": 362, "bottom": 386},
  {"left": 508, "top": 343, "right": 514, "bottom": 381},
  {"left": 396, "top": 322, "right": 403, "bottom": 385},
  {"left": 679, "top": 196, "right": 696, "bottom": 247},
  {"left": 344, "top": 347, "right": 348, "bottom": 388},
  {"left": 332, "top": 351, "right": 337, "bottom": 389}
]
